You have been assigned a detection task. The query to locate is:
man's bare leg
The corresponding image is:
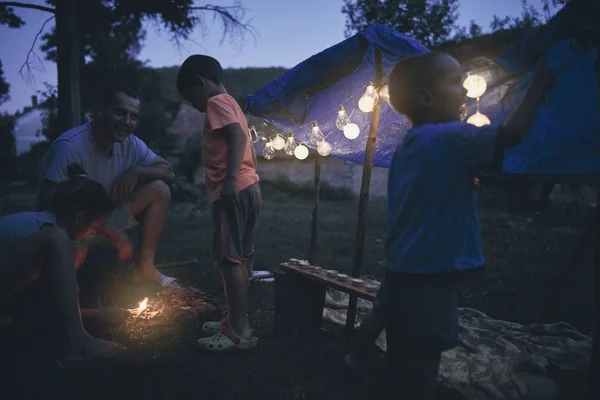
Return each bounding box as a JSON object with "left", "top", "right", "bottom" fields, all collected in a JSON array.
[
  {"left": 129, "top": 180, "right": 171, "bottom": 282},
  {"left": 0, "top": 229, "right": 122, "bottom": 362}
]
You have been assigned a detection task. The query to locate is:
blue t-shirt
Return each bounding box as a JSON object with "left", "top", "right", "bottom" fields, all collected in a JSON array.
[
  {"left": 385, "top": 121, "right": 499, "bottom": 275},
  {"left": 0, "top": 211, "right": 57, "bottom": 238}
]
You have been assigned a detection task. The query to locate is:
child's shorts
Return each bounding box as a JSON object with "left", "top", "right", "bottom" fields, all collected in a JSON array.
[
  {"left": 211, "top": 183, "right": 261, "bottom": 268},
  {"left": 373, "top": 268, "right": 460, "bottom": 351}
]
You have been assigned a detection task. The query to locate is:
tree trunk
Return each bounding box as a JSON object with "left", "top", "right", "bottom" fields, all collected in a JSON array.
[{"left": 55, "top": 0, "right": 81, "bottom": 134}]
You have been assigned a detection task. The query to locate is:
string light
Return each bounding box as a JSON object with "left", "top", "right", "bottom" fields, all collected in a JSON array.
[
  {"left": 263, "top": 140, "right": 275, "bottom": 160},
  {"left": 358, "top": 82, "right": 379, "bottom": 113},
  {"left": 464, "top": 72, "right": 491, "bottom": 127},
  {"left": 257, "top": 81, "right": 383, "bottom": 160},
  {"left": 344, "top": 123, "right": 360, "bottom": 140},
  {"left": 336, "top": 105, "right": 350, "bottom": 130},
  {"left": 467, "top": 112, "right": 491, "bottom": 127},
  {"left": 463, "top": 74, "right": 487, "bottom": 99},
  {"left": 272, "top": 134, "right": 285, "bottom": 150},
  {"left": 283, "top": 132, "right": 297, "bottom": 155},
  {"left": 294, "top": 143, "right": 309, "bottom": 160},
  {"left": 317, "top": 141, "right": 332, "bottom": 157},
  {"left": 310, "top": 121, "right": 325, "bottom": 145}
]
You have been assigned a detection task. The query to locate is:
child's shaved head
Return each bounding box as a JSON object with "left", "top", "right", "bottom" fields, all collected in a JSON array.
[{"left": 388, "top": 51, "right": 465, "bottom": 124}]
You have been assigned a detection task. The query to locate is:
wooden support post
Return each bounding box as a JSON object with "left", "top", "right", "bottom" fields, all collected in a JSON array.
[
  {"left": 309, "top": 155, "right": 321, "bottom": 264},
  {"left": 345, "top": 48, "right": 385, "bottom": 333}
]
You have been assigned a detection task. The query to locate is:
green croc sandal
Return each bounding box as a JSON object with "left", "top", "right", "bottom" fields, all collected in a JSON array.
[{"left": 197, "top": 331, "right": 258, "bottom": 351}]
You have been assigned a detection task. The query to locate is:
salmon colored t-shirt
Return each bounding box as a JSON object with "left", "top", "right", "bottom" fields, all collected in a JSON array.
[{"left": 203, "top": 93, "right": 259, "bottom": 204}]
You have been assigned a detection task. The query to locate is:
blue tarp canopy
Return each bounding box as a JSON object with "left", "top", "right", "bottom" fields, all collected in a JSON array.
[{"left": 245, "top": 0, "right": 600, "bottom": 180}]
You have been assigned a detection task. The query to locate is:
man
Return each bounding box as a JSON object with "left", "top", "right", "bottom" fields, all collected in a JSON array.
[{"left": 36, "top": 87, "right": 180, "bottom": 290}]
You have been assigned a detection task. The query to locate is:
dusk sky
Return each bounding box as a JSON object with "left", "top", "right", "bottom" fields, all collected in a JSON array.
[{"left": 0, "top": 0, "right": 554, "bottom": 114}]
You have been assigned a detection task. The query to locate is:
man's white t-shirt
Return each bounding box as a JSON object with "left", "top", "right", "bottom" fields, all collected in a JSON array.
[{"left": 40, "top": 121, "right": 157, "bottom": 230}]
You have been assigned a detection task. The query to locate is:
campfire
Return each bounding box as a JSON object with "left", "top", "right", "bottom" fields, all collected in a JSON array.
[{"left": 127, "top": 297, "right": 161, "bottom": 320}]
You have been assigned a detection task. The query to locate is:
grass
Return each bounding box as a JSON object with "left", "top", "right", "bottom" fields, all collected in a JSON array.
[{"left": 0, "top": 178, "right": 594, "bottom": 399}]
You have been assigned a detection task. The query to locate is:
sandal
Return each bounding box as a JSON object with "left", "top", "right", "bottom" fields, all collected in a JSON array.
[
  {"left": 202, "top": 317, "right": 227, "bottom": 333},
  {"left": 202, "top": 318, "right": 255, "bottom": 336},
  {"left": 197, "top": 321, "right": 257, "bottom": 351}
]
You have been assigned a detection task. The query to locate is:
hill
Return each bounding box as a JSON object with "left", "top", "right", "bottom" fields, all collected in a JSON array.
[{"left": 155, "top": 66, "right": 287, "bottom": 111}]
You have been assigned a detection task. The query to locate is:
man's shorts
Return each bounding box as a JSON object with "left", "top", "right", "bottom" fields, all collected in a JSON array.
[
  {"left": 107, "top": 199, "right": 138, "bottom": 231},
  {"left": 211, "top": 183, "right": 261, "bottom": 268},
  {"left": 373, "top": 268, "right": 460, "bottom": 352}
]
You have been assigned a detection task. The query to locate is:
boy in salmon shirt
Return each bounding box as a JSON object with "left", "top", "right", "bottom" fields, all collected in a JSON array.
[{"left": 177, "top": 55, "right": 260, "bottom": 350}]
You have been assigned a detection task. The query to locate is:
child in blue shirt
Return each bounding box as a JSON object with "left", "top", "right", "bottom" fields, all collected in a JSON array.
[{"left": 345, "top": 51, "right": 555, "bottom": 398}]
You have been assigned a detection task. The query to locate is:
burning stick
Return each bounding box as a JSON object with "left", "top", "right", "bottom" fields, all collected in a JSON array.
[{"left": 128, "top": 297, "right": 149, "bottom": 319}]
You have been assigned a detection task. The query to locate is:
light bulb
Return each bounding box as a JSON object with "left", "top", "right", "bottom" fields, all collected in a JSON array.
[
  {"left": 463, "top": 74, "right": 487, "bottom": 99},
  {"left": 358, "top": 82, "right": 379, "bottom": 112},
  {"left": 263, "top": 141, "right": 275, "bottom": 160},
  {"left": 343, "top": 123, "right": 360, "bottom": 140},
  {"left": 294, "top": 144, "right": 309, "bottom": 160},
  {"left": 283, "top": 133, "right": 297, "bottom": 155},
  {"left": 272, "top": 134, "right": 285, "bottom": 150},
  {"left": 317, "top": 141, "right": 332, "bottom": 157},
  {"left": 467, "top": 112, "right": 491, "bottom": 127},
  {"left": 336, "top": 105, "right": 350, "bottom": 130},
  {"left": 256, "top": 130, "right": 267, "bottom": 141},
  {"left": 249, "top": 126, "right": 259, "bottom": 144},
  {"left": 310, "top": 121, "right": 325, "bottom": 145}
]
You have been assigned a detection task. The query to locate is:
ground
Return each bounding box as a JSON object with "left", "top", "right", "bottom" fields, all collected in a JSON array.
[{"left": 0, "top": 179, "right": 594, "bottom": 399}]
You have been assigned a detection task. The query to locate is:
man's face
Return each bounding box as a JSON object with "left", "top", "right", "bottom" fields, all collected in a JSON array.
[{"left": 99, "top": 92, "right": 141, "bottom": 143}]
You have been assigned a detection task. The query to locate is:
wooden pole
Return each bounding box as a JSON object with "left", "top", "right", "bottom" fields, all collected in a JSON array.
[
  {"left": 345, "top": 48, "right": 385, "bottom": 333},
  {"left": 309, "top": 155, "right": 321, "bottom": 264}
]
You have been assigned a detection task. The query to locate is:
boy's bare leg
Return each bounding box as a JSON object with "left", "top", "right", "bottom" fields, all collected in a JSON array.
[
  {"left": 129, "top": 180, "right": 171, "bottom": 282},
  {"left": 0, "top": 229, "right": 122, "bottom": 362},
  {"left": 221, "top": 263, "right": 252, "bottom": 339}
]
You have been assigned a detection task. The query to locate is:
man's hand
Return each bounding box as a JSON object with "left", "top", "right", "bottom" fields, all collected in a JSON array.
[
  {"left": 220, "top": 178, "right": 239, "bottom": 208},
  {"left": 100, "top": 225, "right": 133, "bottom": 261},
  {"left": 112, "top": 167, "right": 139, "bottom": 200}
]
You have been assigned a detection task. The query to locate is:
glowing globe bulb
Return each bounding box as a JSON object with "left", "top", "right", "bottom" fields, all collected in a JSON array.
[
  {"left": 463, "top": 74, "right": 487, "bottom": 99},
  {"left": 358, "top": 82, "right": 379, "bottom": 112},
  {"left": 263, "top": 142, "right": 275, "bottom": 160},
  {"left": 272, "top": 135, "right": 285, "bottom": 150},
  {"left": 294, "top": 144, "right": 309, "bottom": 160},
  {"left": 467, "top": 112, "right": 491, "bottom": 127},
  {"left": 317, "top": 141, "right": 332, "bottom": 157},
  {"left": 343, "top": 123, "right": 360, "bottom": 140}
]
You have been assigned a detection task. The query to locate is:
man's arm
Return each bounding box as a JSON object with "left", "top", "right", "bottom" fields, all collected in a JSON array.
[
  {"left": 133, "top": 156, "right": 176, "bottom": 184},
  {"left": 220, "top": 123, "right": 246, "bottom": 182},
  {"left": 497, "top": 64, "right": 556, "bottom": 148}
]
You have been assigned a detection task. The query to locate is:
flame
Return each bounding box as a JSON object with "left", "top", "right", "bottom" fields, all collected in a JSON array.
[{"left": 138, "top": 297, "right": 148, "bottom": 312}]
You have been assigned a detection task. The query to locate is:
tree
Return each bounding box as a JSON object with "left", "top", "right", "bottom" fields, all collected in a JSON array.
[
  {"left": 0, "top": 60, "right": 16, "bottom": 192},
  {"left": 342, "top": 0, "right": 459, "bottom": 47},
  {"left": 0, "top": 1, "right": 252, "bottom": 134}
]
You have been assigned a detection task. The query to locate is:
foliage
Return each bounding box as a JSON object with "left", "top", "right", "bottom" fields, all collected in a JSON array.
[
  {"left": 0, "top": 59, "right": 9, "bottom": 106},
  {"left": 341, "top": 0, "right": 460, "bottom": 47}
]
